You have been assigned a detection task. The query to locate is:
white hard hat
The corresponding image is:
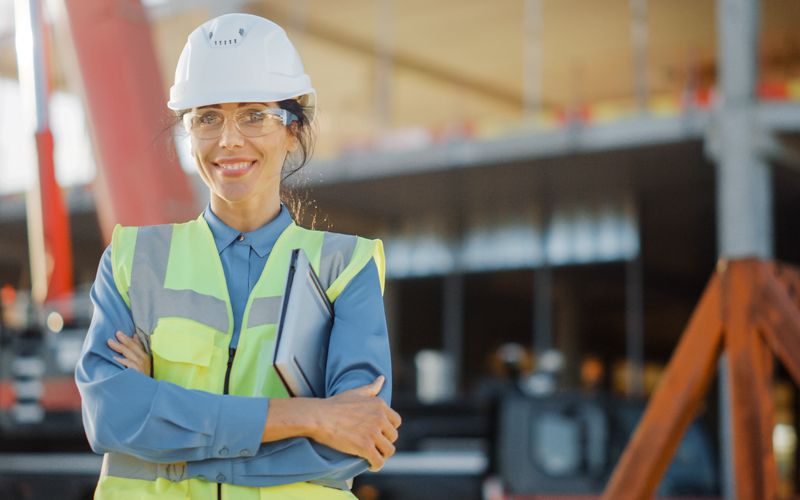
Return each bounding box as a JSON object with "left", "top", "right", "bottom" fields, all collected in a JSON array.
[{"left": 168, "top": 13, "right": 316, "bottom": 122}]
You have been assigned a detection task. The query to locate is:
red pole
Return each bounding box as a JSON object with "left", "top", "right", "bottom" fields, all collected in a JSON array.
[
  {"left": 36, "top": 128, "right": 74, "bottom": 304},
  {"left": 15, "top": 0, "right": 74, "bottom": 309}
]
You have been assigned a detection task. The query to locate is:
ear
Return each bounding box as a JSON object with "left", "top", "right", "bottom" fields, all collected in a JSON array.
[{"left": 286, "top": 126, "right": 300, "bottom": 153}]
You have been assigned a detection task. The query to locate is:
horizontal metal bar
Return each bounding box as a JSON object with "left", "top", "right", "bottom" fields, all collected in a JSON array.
[
  {"left": 368, "top": 450, "right": 488, "bottom": 476},
  {"left": 0, "top": 453, "right": 101, "bottom": 476}
]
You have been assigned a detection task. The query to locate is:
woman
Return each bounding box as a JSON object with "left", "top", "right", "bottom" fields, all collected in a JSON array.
[{"left": 75, "top": 13, "right": 400, "bottom": 499}]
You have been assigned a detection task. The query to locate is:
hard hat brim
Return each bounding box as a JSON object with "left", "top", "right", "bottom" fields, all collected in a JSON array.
[{"left": 168, "top": 90, "right": 316, "bottom": 123}]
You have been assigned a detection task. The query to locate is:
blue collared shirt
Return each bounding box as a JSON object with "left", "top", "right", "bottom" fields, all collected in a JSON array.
[{"left": 75, "top": 205, "right": 391, "bottom": 487}]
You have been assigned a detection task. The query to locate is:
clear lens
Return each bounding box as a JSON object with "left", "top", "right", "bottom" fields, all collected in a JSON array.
[{"left": 185, "top": 106, "right": 286, "bottom": 139}]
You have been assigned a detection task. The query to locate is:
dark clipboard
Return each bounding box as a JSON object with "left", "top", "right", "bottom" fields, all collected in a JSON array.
[{"left": 273, "top": 248, "right": 333, "bottom": 397}]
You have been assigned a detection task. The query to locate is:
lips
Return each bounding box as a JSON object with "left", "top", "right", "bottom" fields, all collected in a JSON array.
[{"left": 213, "top": 158, "right": 256, "bottom": 177}]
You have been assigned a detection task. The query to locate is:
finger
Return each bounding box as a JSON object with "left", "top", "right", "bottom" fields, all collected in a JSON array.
[
  {"left": 116, "top": 332, "right": 147, "bottom": 363},
  {"left": 369, "top": 376, "right": 385, "bottom": 396},
  {"left": 374, "top": 434, "right": 395, "bottom": 460},
  {"left": 365, "top": 446, "right": 385, "bottom": 472},
  {"left": 113, "top": 356, "right": 142, "bottom": 373},
  {"left": 381, "top": 420, "right": 399, "bottom": 443},
  {"left": 107, "top": 338, "right": 141, "bottom": 364},
  {"left": 107, "top": 338, "right": 125, "bottom": 354},
  {"left": 349, "top": 376, "right": 385, "bottom": 397},
  {"left": 133, "top": 334, "right": 149, "bottom": 352},
  {"left": 386, "top": 407, "right": 402, "bottom": 429},
  {"left": 116, "top": 331, "right": 142, "bottom": 351}
]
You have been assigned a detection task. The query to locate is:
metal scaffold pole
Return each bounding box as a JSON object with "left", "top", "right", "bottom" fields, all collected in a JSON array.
[{"left": 715, "top": 0, "right": 770, "bottom": 497}]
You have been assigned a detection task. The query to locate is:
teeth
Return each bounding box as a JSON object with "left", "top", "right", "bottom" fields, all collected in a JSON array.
[{"left": 218, "top": 162, "right": 251, "bottom": 170}]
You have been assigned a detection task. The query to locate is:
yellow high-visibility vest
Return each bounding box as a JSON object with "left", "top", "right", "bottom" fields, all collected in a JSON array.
[{"left": 96, "top": 214, "right": 384, "bottom": 499}]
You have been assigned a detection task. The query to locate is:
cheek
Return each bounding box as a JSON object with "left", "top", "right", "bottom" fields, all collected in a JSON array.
[{"left": 192, "top": 140, "right": 214, "bottom": 167}]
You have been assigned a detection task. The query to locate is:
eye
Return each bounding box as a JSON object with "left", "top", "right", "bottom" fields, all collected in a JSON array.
[
  {"left": 196, "top": 110, "right": 223, "bottom": 126},
  {"left": 241, "top": 109, "right": 268, "bottom": 124}
]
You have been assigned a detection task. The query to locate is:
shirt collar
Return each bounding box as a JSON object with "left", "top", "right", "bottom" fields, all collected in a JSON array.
[{"left": 202, "top": 204, "right": 293, "bottom": 258}]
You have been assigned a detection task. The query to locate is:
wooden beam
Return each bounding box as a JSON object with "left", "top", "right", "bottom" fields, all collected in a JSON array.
[
  {"left": 724, "top": 260, "right": 771, "bottom": 499},
  {"left": 751, "top": 325, "right": 778, "bottom": 499},
  {"left": 602, "top": 272, "right": 723, "bottom": 500},
  {"left": 755, "top": 264, "right": 800, "bottom": 387}
]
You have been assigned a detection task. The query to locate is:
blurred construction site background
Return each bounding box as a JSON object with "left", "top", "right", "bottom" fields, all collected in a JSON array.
[{"left": 0, "top": 0, "right": 799, "bottom": 499}]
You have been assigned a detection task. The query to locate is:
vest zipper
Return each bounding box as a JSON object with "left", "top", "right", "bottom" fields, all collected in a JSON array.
[
  {"left": 224, "top": 347, "right": 236, "bottom": 394},
  {"left": 219, "top": 347, "right": 237, "bottom": 500}
]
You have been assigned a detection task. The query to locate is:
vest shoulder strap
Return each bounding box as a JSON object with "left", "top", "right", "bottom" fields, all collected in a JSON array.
[
  {"left": 318, "top": 230, "right": 384, "bottom": 302},
  {"left": 110, "top": 224, "right": 139, "bottom": 309},
  {"left": 290, "top": 225, "right": 384, "bottom": 302}
]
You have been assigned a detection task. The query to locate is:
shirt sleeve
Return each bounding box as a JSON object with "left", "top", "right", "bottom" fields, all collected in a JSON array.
[
  {"left": 75, "top": 246, "right": 269, "bottom": 463},
  {"left": 186, "top": 257, "right": 392, "bottom": 488}
]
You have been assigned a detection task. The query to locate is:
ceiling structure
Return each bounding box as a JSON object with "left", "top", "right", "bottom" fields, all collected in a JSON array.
[{"left": 0, "top": 0, "right": 798, "bottom": 161}]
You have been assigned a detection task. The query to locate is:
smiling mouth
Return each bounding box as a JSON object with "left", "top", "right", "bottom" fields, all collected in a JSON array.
[{"left": 213, "top": 161, "right": 256, "bottom": 175}]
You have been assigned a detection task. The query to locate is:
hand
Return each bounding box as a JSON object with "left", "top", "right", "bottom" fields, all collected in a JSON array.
[
  {"left": 310, "top": 376, "right": 402, "bottom": 472},
  {"left": 108, "top": 330, "right": 151, "bottom": 376}
]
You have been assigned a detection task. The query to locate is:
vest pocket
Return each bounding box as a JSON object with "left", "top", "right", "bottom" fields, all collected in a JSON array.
[
  {"left": 151, "top": 317, "right": 225, "bottom": 391},
  {"left": 96, "top": 476, "right": 190, "bottom": 499}
]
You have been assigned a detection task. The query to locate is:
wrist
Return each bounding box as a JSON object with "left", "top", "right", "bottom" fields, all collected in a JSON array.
[
  {"left": 262, "top": 397, "right": 324, "bottom": 443},
  {"left": 297, "top": 397, "right": 325, "bottom": 440}
]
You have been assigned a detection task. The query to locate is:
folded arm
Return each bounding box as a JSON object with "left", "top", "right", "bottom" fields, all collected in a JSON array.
[
  {"left": 79, "top": 246, "right": 397, "bottom": 487},
  {"left": 186, "top": 258, "right": 398, "bottom": 487},
  {"left": 76, "top": 246, "right": 268, "bottom": 463}
]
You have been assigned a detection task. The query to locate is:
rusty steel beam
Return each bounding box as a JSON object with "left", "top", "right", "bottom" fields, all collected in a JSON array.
[{"left": 602, "top": 272, "right": 723, "bottom": 500}]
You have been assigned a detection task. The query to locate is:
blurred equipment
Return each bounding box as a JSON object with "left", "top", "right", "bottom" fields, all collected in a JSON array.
[
  {"left": 495, "top": 394, "right": 717, "bottom": 497},
  {"left": 603, "top": 259, "right": 800, "bottom": 500},
  {"left": 414, "top": 349, "right": 456, "bottom": 403},
  {"left": 167, "top": 13, "right": 316, "bottom": 120}
]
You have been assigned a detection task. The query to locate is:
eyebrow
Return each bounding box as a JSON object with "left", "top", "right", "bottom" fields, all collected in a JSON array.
[{"left": 203, "top": 102, "right": 265, "bottom": 109}]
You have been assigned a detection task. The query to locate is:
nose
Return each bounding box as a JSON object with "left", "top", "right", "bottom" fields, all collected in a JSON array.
[{"left": 218, "top": 118, "right": 244, "bottom": 149}]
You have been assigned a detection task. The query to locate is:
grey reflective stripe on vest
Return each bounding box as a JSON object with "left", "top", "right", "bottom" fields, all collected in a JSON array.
[
  {"left": 246, "top": 295, "right": 283, "bottom": 328},
  {"left": 101, "top": 452, "right": 185, "bottom": 482},
  {"left": 245, "top": 233, "right": 356, "bottom": 329},
  {"left": 318, "top": 232, "right": 358, "bottom": 291},
  {"left": 129, "top": 225, "right": 230, "bottom": 338}
]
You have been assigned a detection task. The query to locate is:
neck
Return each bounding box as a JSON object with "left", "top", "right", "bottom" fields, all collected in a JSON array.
[{"left": 209, "top": 195, "right": 281, "bottom": 233}]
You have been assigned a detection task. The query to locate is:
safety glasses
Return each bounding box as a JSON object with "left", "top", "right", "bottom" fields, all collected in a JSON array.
[{"left": 183, "top": 105, "right": 298, "bottom": 140}]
